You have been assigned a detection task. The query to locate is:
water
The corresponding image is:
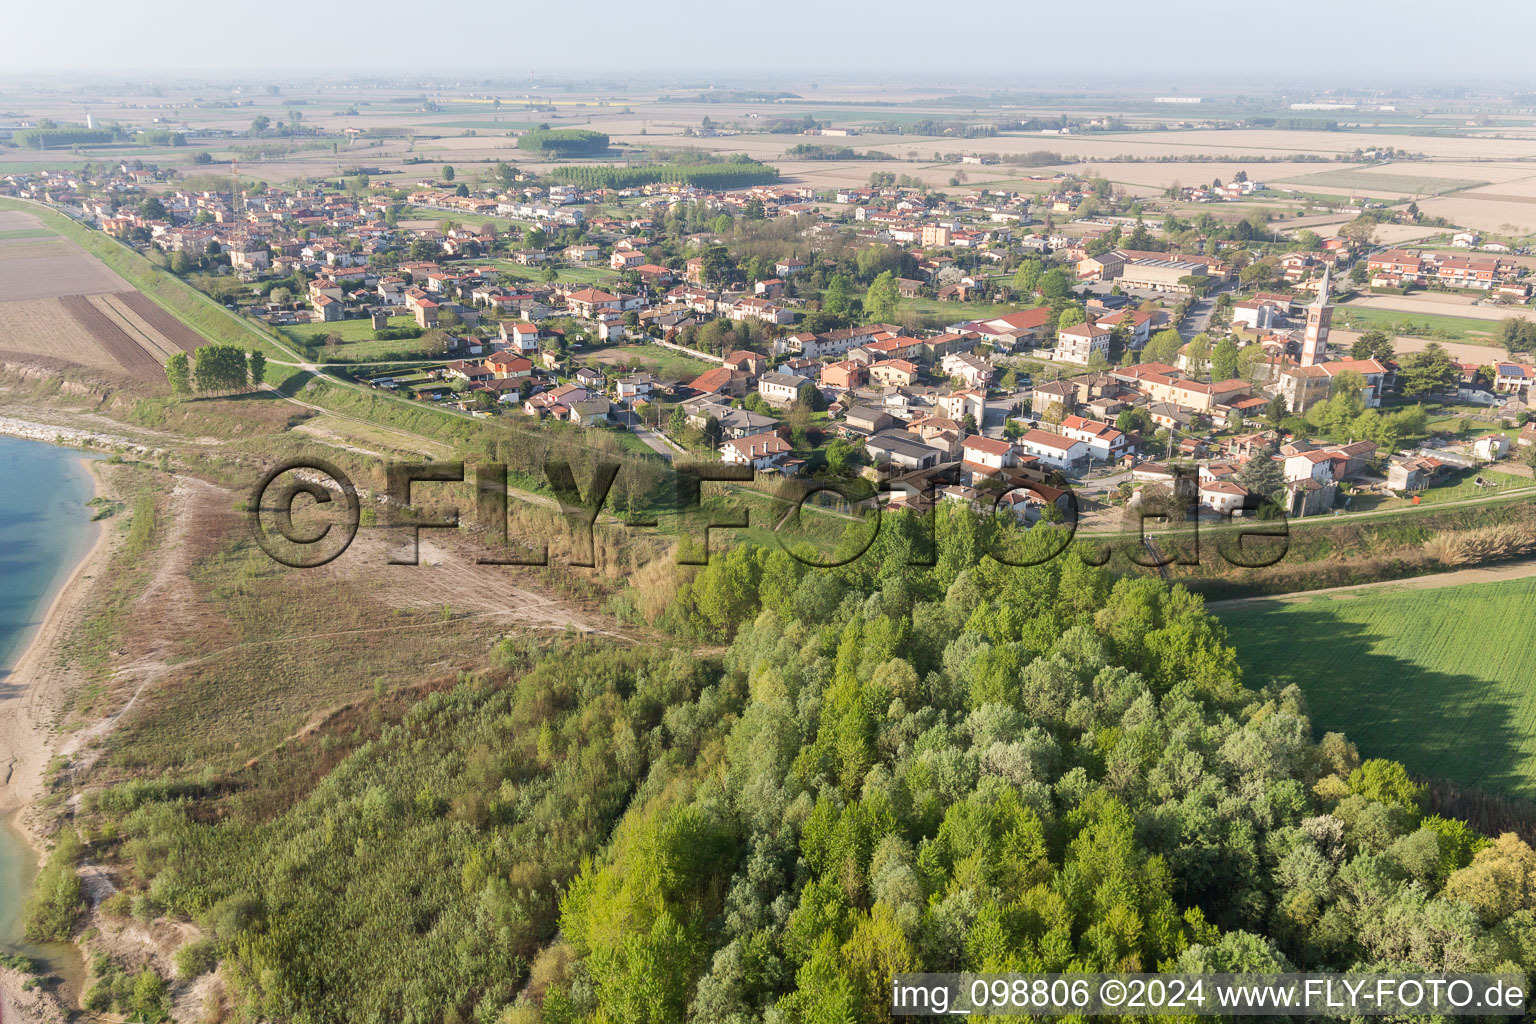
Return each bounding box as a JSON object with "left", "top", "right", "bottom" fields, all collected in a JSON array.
[{"left": 0, "top": 434, "right": 99, "bottom": 992}]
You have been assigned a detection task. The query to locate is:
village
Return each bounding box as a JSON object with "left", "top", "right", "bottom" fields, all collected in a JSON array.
[{"left": 7, "top": 148, "right": 1536, "bottom": 530}]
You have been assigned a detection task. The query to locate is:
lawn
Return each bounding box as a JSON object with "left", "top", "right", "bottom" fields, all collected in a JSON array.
[
  {"left": 278, "top": 314, "right": 444, "bottom": 361},
  {"left": 0, "top": 228, "right": 58, "bottom": 240},
  {"left": 583, "top": 341, "right": 715, "bottom": 381},
  {"left": 1333, "top": 304, "right": 1496, "bottom": 341},
  {"left": 476, "top": 260, "right": 623, "bottom": 288},
  {"left": 1219, "top": 576, "right": 1536, "bottom": 799}
]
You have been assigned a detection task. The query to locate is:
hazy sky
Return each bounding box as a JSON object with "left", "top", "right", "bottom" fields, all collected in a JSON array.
[{"left": 8, "top": 0, "right": 1536, "bottom": 85}]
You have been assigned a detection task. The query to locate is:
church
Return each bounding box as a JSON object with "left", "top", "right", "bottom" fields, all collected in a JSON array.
[{"left": 1278, "top": 269, "right": 1392, "bottom": 412}]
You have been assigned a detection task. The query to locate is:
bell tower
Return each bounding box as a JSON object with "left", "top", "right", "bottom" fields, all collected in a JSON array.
[{"left": 1301, "top": 267, "right": 1332, "bottom": 367}]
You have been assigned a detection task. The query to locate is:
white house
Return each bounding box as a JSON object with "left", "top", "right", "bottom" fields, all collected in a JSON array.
[
  {"left": 1054, "top": 322, "right": 1112, "bottom": 365},
  {"left": 1057, "top": 414, "right": 1134, "bottom": 462},
  {"left": 720, "top": 430, "right": 792, "bottom": 470},
  {"left": 1199, "top": 479, "right": 1250, "bottom": 514},
  {"left": 1473, "top": 434, "right": 1510, "bottom": 461},
  {"left": 1016, "top": 428, "right": 1089, "bottom": 470},
  {"left": 757, "top": 372, "right": 804, "bottom": 407}
]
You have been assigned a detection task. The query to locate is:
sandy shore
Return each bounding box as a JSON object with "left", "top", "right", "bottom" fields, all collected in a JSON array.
[{"left": 0, "top": 459, "right": 110, "bottom": 819}]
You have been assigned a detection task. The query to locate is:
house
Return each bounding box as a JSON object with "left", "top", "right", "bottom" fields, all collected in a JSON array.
[
  {"left": 869, "top": 359, "right": 919, "bottom": 387},
  {"left": 960, "top": 435, "right": 1017, "bottom": 477},
  {"left": 574, "top": 367, "right": 605, "bottom": 390},
  {"left": 569, "top": 399, "right": 614, "bottom": 426},
  {"left": 864, "top": 430, "right": 944, "bottom": 470},
  {"left": 565, "top": 288, "right": 624, "bottom": 318},
  {"left": 610, "top": 249, "right": 647, "bottom": 270},
  {"left": 689, "top": 366, "right": 750, "bottom": 398},
  {"left": 1283, "top": 448, "right": 1336, "bottom": 485},
  {"left": 941, "top": 352, "right": 994, "bottom": 388},
  {"left": 684, "top": 399, "right": 781, "bottom": 439},
  {"left": 1016, "top": 428, "right": 1089, "bottom": 471},
  {"left": 1199, "top": 479, "right": 1251, "bottom": 514},
  {"left": 843, "top": 405, "right": 898, "bottom": 436},
  {"left": 484, "top": 352, "right": 533, "bottom": 379},
  {"left": 1094, "top": 309, "right": 1154, "bottom": 348},
  {"left": 757, "top": 372, "right": 804, "bottom": 407},
  {"left": 730, "top": 297, "right": 794, "bottom": 325},
  {"left": 968, "top": 307, "right": 1051, "bottom": 348},
  {"left": 1494, "top": 363, "right": 1536, "bottom": 396},
  {"left": 937, "top": 389, "right": 986, "bottom": 424},
  {"left": 1057, "top": 414, "right": 1134, "bottom": 461},
  {"left": 721, "top": 430, "right": 794, "bottom": 471},
  {"left": 615, "top": 374, "right": 656, "bottom": 402},
  {"left": 499, "top": 321, "right": 541, "bottom": 353},
  {"left": 524, "top": 383, "right": 589, "bottom": 418},
  {"left": 820, "top": 360, "right": 865, "bottom": 391},
  {"left": 1473, "top": 434, "right": 1510, "bottom": 461},
  {"left": 1032, "top": 380, "right": 1077, "bottom": 417},
  {"left": 775, "top": 257, "right": 808, "bottom": 276},
  {"left": 724, "top": 350, "right": 768, "bottom": 377},
  {"left": 1054, "top": 322, "right": 1112, "bottom": 365},
  {"left": 1387, "top": 455, "right": 1449, "bottom": 491}
]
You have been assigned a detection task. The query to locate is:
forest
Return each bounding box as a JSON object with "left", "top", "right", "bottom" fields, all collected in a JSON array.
[
  {"left": 73, "top": 505, "right": 1535, "bottom": 1023},
  {"left": 550, "top": 160, "right": 780, "bottom": 191}
]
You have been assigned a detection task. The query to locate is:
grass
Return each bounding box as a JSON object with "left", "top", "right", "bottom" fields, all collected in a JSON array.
[
  {"left": 583, "top": 341, "right": 715, "bottom": 381},
  {"left": 0, "top": 228, "right": 58, "bottom": 240},
  {"left": 1333, "top": 304, "right": 1497, "bottom": 341},
  {"left": 1220, "top": 576, "right": 1536, "bottom": 800},
  {"left": 476, "top": 260, "right": 622, "bottom": 287}
]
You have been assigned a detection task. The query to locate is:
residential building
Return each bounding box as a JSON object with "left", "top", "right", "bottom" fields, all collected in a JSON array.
[{"left": 1016, "top": 428, "right": 1089, "bottom": 470}]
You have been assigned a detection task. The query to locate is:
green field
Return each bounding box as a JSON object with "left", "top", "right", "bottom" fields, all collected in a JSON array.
[
  {"left": 0, "top": 227, "right": 58, "bottom": 240},
  {"left": 1220, "top": 576, "right": 1536, "bottom": 799},
  {"left": 1333, "top": 304, "right": 1498, "bottom": 341},
  {"left": 1278, "top": 168, "right": 1488, "bottom": 195}
]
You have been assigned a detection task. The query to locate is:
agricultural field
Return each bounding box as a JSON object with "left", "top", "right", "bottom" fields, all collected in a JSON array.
[
  {"left": 1332, "top": 303, "right": 1499, "bottom": 341},
  {"left": 1278, "top": 168, "right": 1487, "bottom": 195},
  {"left": 0, "top": 233, "right": 130, "bottom": 301},
  {"left": 56, "top": 294, "right": 165, "bottom": 379},
  {"left": 0, "top": 298, "right": 117, "bottom": 370},
  {"left": 1220, "top": 576, "right": 1536, "bottom": 800}
]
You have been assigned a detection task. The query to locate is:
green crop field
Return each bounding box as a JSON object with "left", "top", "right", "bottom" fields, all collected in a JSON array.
[
  {"left": 1220, "top": 576, "right": 1536, "bottom": 799},
  {"left": 1278, "top": 168, "right": 1488, "bottom": 195},
  {"left": 1333, "top": 304, "right": 1498, "bottom": 341}
]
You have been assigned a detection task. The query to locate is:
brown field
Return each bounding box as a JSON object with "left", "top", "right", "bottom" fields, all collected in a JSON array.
[
  {"left": 0, "top": 297, "right": 116, "bottom": 369},
  {"left": 57, "top": 293, "right": 165, "bottom": 379},
  {"left": 0, "top": 210, "right": 52, "bottom": 231},
  {"left": 0, "top": 235, "right": 130, "bottom": 300},
  {"left": 115, "top": 290, "right": 204, "bottom": 353},
  {"left": 90, "top": 292, "right": 184, "bottom": 361}
]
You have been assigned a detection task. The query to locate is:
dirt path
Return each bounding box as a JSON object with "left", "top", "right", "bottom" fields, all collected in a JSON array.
[{"left": 1206, "top": 554, "right": 1536, "bottom": 610}]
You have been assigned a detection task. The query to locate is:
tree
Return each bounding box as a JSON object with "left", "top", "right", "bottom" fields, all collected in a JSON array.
[
  {"left": 1236, "top": 443, "right": 1285, "bottom": 508},
  {"left": 165, "top": 352, "right": 191, "bottom": 396},
  {"left": 442, "top": 165, "right": 455, "bottom": 181},
  {"left": 700, "top": 245, "right": 734, "bottom": 287},
  {"left": 250, "top": 115, "right": 270, "bottom": 136},
  {"left": 1057, "top": 303, "right": 1086, "bottom": 329},
  {"left": 1495, "top": 316, "right": 1536, "bottom": 355},
  {"left": 865, "top": 271, "right": 900, "bottom": 324},
  {"left": 1397, "top": 342, "right": 1460, "bottom": 398},
  {"left": 1339, "top": 216, "right": 1379, "bottom": 248},
  {"left": 248, "top": 350, "right": 267, "bottom": 387},
  {"left": 1350, "top": 330, "right": 1394, "bottom": 362},
  {"left": 1038, "top": 268, "right": 1071, "bottom": 300},
  {"left": 1143, "top": 328, "right": 1185, "bottom": 367},
  {"left": 1012, "top": 258, "right": 1043, "bottom": 295},
  {"left": 1211, "top": 337, "right": 1240, "bottom": 381},
  {"left": 192, "top": 344, "right": 251, "bottom": 393},
  {"left": 822, "top": 274, "right": 853, "bottom": 319}
]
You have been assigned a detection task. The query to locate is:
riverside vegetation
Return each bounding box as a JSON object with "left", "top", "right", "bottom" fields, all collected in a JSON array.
[{"left": 37, "top": 501, "right": 1535, "bottom": 1024}]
